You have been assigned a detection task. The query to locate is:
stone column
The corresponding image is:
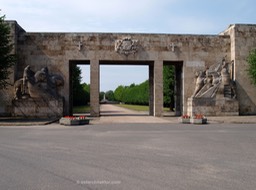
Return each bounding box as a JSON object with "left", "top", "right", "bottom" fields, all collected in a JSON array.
[
  {"left": 154, "top": 60, "right": 163, "bottom": 117},
  {"left": 175, "top": 65, "right": 182, "bottom": 116},
  {"left": 149, "top": 64, "right": 154, "bottom": 116},
  {"left": 90, "top": 60, "right": 100, "bottom": 117}
]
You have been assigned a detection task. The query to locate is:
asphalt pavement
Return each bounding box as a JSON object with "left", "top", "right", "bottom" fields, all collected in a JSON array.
[
  {"left": 1, "top": 122, "right": 256, "bottom": 190},
  {"left": 0, "top": 104, "right": 256, "bottom": 189}
]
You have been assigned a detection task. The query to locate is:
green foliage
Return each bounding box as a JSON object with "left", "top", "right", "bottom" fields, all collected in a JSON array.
[
  {"left": 114, "top": 85, "right": 125, "bottom": 101},
  {"left": 0, "top": 13, "right": 16, "bottom": 89},
  {"left": 105, "top": 90, "right": 115, "bottom": 101},
  {"left": 73, "top": 105, "right": 90, "bottom": 113},
  {"left": 247, "top": 49, "right": 256, "bottom": 85},
  {"left": 163, "top": 65, "right": 175, "bottom": 110},
  {"left": 114, "top": 80, "right": 149, "bottom": 105},
  {"left": 81, "top": 83, "right": 90, "bottom": 103},
  {"left": 72, "top": 65, "right": 89, "bottom": 106},
  {"left": 99, "top": 91, "right": 105, "bottom": 101}
]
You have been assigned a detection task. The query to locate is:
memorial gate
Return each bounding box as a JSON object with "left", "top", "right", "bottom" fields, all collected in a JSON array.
[{"left": 1, "top": 21, "right": 256, "bottom": 118}]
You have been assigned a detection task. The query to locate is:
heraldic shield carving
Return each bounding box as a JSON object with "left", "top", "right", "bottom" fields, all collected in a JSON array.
[{"left": 115, "top": 37, "right": 139, "bottom": 55}]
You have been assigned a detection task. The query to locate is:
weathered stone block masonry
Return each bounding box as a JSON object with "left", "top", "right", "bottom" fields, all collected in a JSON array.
[{"left": 1, "top": 21, "right": 256, "bottom": 118}]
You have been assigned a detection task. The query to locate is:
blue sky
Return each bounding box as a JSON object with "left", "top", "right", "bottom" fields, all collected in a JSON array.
[{"left": 1, "top": 0, "right": 256, "bottom": 91}]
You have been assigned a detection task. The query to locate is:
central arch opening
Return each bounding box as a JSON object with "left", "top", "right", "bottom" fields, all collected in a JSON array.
[
  {"left": 69, "top": 60, "right": 183, "bottom": 117},
  {"left": 99, "top": 60, "right": 153, "bottom": 117}
]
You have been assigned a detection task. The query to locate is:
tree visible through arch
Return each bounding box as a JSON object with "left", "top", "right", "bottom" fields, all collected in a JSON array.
[{"left": 0, "top": 12, "right": 16, "bottom": 89}]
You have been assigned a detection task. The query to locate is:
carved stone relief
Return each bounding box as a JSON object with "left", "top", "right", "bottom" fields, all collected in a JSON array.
[
  {"left": 115, "top": 37, "right": 139, "bottom": 55},
  {"left": 191, "top": 58, "right": 237, "bottom": 99},
  {"left": 13, "top": 65, "right": 64, "bottom": 100}
]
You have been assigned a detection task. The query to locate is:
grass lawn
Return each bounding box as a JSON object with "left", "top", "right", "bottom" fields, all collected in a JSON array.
[{"left": 73, "top": 105, "right": 90, "bottom": 113}]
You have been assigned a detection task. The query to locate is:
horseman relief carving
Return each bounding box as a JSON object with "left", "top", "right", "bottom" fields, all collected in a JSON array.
[{"left": 14, "top": 65, "right": 64, "bottom": 100}]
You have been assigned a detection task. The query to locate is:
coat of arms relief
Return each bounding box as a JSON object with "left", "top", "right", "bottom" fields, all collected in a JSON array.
[{"left": 115, "top": 37, "right": 139, "bottom": 55}]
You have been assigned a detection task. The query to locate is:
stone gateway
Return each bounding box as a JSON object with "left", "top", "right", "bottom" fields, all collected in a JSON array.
[{"left": 1, "top": 21, "right": 256, "bottom": 118}]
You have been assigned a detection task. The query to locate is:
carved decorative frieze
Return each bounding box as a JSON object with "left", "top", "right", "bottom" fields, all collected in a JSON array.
[{"left": 115, "top": 37, "right": 139, "bottom": 55}]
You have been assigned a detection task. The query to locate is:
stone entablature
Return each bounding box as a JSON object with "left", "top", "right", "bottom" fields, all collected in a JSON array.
[{"left": 0, "top": 21, "right": 256, "bottom": 117}]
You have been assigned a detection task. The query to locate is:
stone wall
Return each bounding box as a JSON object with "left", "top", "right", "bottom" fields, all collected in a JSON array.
[
  {"left": 14, "top": 29, "right": 230, "bottom": 116},
  {"left": 221, "top": 24, "right": 256, "bottom": 115},
  {"left": 3, "top": 21, "right": 256, "bottom": 117},
  {"left": 13, "top": 98, "right": 63, "bottom": 118},
  {"left": 187, "top": 97, "right": 239, "bottom": 116}
]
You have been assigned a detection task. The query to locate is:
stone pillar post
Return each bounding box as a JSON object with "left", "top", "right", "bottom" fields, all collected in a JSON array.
[
  {"left": 90, "top": 60, "right": 100, "bottom": 117},
  {"left": 154, "top": 60, "right": 163, "bottom": 117},
  {"left": 149, "top": 64, "right": 154, "bottom": 116},
  {"left": 175, "top": 65, "right": 182, "bottom": 116}
]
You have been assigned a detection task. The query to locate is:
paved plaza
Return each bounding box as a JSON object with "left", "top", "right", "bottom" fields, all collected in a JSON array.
[{"left": 1, "top": 107, "right": 256, "bottom": 190}]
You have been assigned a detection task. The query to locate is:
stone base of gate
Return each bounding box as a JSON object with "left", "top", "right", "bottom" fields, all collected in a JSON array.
[
  {"left": 187, "top": 97, "right": 239, "bottom": 116},
  {"left": 12, "top": 98, "right": 64, "bottom": 118}
]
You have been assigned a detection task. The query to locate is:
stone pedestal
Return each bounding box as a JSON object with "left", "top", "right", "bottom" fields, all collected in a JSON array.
[
  {"left": 178, "top": 117, "right": 191, "bottom": 124},
  {"left": 187, "top": 97, "right": 239, "bottom": 116},
  {"left": 59, "top": 117, "right": 90, "bottom": 125},
  {"left": 191, "top": 118, "right": 207, "bottom": 124},
  {"left": 12, "top": 98, "right": 64, "bottom": 118}
]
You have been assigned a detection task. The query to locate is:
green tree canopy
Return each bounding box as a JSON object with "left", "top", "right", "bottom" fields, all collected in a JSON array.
[
  {"left": 72, "top": 65, "right": 89, "bottom": 106},
  {"left": 0, "top": 13, "right": 16, "bottom": 89},
  {"left": 247, "top": 48, "right": 256, "bottom": 85},
  {"left": 114, "top": 85, "right": 125, "bottom": 102},
  {"left": 163, "top": 65, "right": 175, "bottom": 110},
  {"left": 114, "top": 81, "right": 149, "bottom": 105},
  {"left": 105, "top": 90, "right": 115, "bottom": 101}
]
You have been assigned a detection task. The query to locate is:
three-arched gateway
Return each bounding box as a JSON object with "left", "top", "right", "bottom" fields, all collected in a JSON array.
[
  {"left": 69, "top": 60, "right": 182, "bottom": 117},
  {"left": 1, "top": 21, "right": 256, "bottom": 118}
]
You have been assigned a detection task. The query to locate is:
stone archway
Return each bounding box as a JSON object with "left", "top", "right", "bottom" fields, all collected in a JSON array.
[
  {"left": 7, "top": 21, "right": 254, "bottom": 118},
  {"left": 99, "top": 61, "right": 153, "bottom": 116},
  {"left": 89, "top": 60, "right": 183, "bottom": 117},
  {"left": 163, "top": 61, "right": 183, "bottom": 116},
  {"left": 69, "top": 60, "right": 90, "bottom": 116}
]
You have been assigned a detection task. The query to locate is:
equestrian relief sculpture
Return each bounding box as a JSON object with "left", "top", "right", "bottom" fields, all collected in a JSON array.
[{"left": 14, "top": 65, "right": 64, "bottom": 100}]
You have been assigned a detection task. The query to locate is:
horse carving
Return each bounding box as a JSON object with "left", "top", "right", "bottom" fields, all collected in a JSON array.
[{"left": 14, "top": 66, "right": 64, "bottom": 100}]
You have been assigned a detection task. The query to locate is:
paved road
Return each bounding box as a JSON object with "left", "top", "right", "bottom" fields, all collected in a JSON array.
[
  {"left": 97, "top": 104, "right": 172, "bottom": 124},
  {"left": 1, "top": 123, "right": 256, "bottom": 190}
]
